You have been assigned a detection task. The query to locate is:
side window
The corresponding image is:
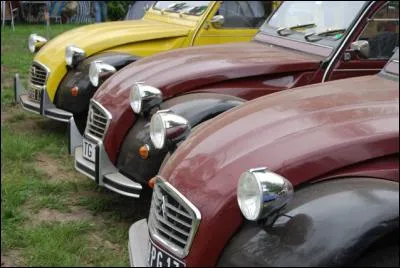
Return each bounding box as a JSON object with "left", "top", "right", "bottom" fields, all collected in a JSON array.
[
  {"left": 358, "top": 1, "right": 399, "bottom": 59},
  {"left": 217, "top": 1, "right": 272, "bottom": 28}
]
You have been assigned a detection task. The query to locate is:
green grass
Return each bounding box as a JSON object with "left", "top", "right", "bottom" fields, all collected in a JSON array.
[{"left": 1, "top": 24, "right": 138, "bottom": 266}]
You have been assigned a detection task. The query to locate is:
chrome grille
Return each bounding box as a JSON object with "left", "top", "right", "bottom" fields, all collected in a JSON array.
[
  {"left": 85, "top": 100, "right": 111, "bottom": 141},
  {"left": 148, "top": 177, "right": 201, "bottom": 259},
  {"left": 29, "top": 62, "right": 47, "bottom": 87}
]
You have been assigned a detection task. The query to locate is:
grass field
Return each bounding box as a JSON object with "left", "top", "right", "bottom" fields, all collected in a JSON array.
[{"left": 1, "top": 24, "right": 149, "bottom": 267}]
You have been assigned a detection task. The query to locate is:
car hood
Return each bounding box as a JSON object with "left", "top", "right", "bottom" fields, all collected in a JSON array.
[
  {"left": 95, "top": 41, "right": 321, "bottom": 103},
  {"left": 95, "top": 41, "right": 322, "bottom": 161},
  {"left": 34, "top": 18, "right": 190, "bottom": 99},
  {"left": 158, "top": 74, "right": 399, "bottom": 266}
]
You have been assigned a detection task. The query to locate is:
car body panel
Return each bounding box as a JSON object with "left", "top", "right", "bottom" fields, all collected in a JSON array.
[
  {"left": 156, "top": 71, "right": 399, "bottom": 266},
  {"left": 94, "top": 42, "right": 323, "bottom": 162}
]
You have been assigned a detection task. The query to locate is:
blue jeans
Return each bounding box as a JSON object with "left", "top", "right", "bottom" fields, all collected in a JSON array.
[{"left": 95, "top": 1, "right": 107, "bottom": 22}]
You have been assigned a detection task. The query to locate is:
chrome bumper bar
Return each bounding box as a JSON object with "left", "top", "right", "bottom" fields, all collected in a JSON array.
[
  {"left": 74, "top": 139, "right": 143, "bottom": 198},
  {"left": 15, "top": 73, "right": 82, "bottom": 155},
  {"left": 128, "top": 219, "right": 149, "bottom": 267}
]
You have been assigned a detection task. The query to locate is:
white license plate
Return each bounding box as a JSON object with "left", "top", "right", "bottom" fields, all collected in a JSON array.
[
  {"left": 82, "top": 138, "right": 96, "bottom": 162},
  {"left": 147, "top": 238, "right": 185, "bottom": 267}
]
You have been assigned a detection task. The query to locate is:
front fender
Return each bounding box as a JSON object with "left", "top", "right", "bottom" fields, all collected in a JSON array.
[
  {"left": 116, "top": 93, "right": 245, "bottom": 184},
  {"left": 217, "top": 178, "right": 399, "bottom": 267},
  {"left": 160, "top": 92, "right": 245, "bottom": 126},
  {"left": 55, "top": 52, "right": 140, "bottom": 114}
]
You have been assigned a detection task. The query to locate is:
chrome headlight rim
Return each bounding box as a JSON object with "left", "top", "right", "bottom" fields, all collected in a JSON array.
[
  {"left": 65, "top": 45, "right": 86, "bottom": 67},
  {"left": 89, "top": 61, "right": 116, "bottom": 87},
  {"left": 150, "top": 110, "right": 191, "bottom": 150},
  {"left": 28, "top": 33, "right": 47, "bottom": 53},
  {"left": 130, "top": 83, "right": 163, "bottom": 114},
  {"left": 237, "top": 167, "right": 293, "bottom": 221}
]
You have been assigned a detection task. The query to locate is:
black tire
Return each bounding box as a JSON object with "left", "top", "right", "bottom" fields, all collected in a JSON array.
[{"left": 73, "top": 111, "right": 88, "bottom": 136}]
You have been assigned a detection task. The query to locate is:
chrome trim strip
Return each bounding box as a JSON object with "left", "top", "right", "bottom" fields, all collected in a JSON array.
[
  {"left": 20, "top": 94, "right": 41, "bottom": 114},
  {"left": 103, "top": 184, "right": 140, "bottom": 198},
  {"left": 149, "top": 176, "right": 201, "bottom": 259},
  {"left": 334, "top": 68, "right": 381, "bottom": 71},
  {"left": 85, "top": 99, "right": 112, "bottom": 143},
  {"left": 322, "top": 1, "right": 376, "bottom": 82}
]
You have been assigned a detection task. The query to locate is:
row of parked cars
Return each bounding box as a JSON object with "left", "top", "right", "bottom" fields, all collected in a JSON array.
[{"left": 16, "top": 1, "right": 399, "bottom": 267}]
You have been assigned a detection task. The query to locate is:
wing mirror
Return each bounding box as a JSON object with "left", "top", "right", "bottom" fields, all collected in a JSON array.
[
  {"left": 210, "top": 15, "right": 224, "bottom": 29},
  {"left": 350, "top": 40, "right": 370, "bottom": 59}
]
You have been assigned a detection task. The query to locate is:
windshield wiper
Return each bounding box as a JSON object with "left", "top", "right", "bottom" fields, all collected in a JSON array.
[
  {"left": 163, "top": 2, "right": 189, "bottom": 13},
  {"left": 182, "top": 6, "right": 207, "bottom": 15},
  {"left": 304, "top": 28, "right": 346, "bottom": 42},
  {"left": 276, "top": 23, "right": 316, "bottom": 36}
]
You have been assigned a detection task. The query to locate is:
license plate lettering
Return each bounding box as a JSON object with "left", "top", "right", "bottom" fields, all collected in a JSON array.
[
  {"left": 82, "top": 139, "right": 96, "bottom": 162},
  {"left": 147, "top": 239, "right": 185, "bottom": 267}
]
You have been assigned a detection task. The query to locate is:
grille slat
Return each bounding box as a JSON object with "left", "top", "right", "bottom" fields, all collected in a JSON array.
[
  {"left": 152, "top": 204, "right": 191, "bottom": 237},
  {"left": 29, "top": 62, "right": 47, "bottom": 87},
  {"left": 154, "top": 201, "right": 192, "bottom": 228},
  {"left": 149, "top": 179, "right": 201, "bottom": 258},
  {"left": 150, "top": 211, "right": 188, "bottom": 245},
  {"left": 88, "top": 127, "right": 105, "bottom": 137},
  {"left": 85, "top": 101, "right": 111, "bottom": 140}
]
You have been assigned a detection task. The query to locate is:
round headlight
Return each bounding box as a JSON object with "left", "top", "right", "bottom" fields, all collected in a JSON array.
[
  {"left": 150, "top": 112, "right": 166, "bottom": 149},
  {"left": 150, "top": 110, "right": 191, "bottom": 149},
  {"left": 28, "top": 34, "right": 47, "bottom": 53},
  {"left": 129, "top": 83, "right": 163, "bottom": 114},
  {"left": 65, "top": 45, "right": 85, "bottom": 67},
  {"left": 130, "top": 84, "right": 143, "bottom": 114},
  {"left": 237, "top": 171, "right": 263, "bottom": 220},
  {"left": 237, "top": 168, "right": 293, "bottom": 221},
  {"left": 89, "top": 61, "right": 100, "bottom": 87},
  {"left": 89, "top": 61, "right": 116, "bottom": 87}
]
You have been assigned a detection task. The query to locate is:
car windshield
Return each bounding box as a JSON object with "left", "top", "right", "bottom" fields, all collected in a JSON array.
[
  {"left": 261, "top": 1, "right": 367, "bottom": 44},
  {"left": 153, "top": 1, "right": 210, "bottom": 16}
]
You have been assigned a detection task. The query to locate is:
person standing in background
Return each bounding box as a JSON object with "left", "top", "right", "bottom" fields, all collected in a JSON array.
[{"left": 94, "top": 1, "right": 107, "bottom": 22}]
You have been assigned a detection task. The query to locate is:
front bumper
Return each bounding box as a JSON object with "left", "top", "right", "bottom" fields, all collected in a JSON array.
[
  {"left": 74, "top": 137, "right": 143, "bottom": 198},
  {"left": 16, "top": 73, "right": 73, "bottom": 123},
  {"left": 128, "top": 219, "right": 149, "bottom": 267}
]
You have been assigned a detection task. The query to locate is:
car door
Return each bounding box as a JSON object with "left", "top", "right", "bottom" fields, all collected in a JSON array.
[
  {"left": 192, "top": 1, "right": 279, "bottom": 46},
  {"left": 328, "top": 1, "right": 399, "bottom": 81}
]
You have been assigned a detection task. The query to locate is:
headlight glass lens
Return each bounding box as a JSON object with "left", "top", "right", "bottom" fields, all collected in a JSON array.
[
  {"left": 28, "top": 35, "right": 36, "bottom": 53},
  {"left": 237, "top": 171, "right": 262, "bottom": 221},
  {"left": 130, "top": 85, "right": 142, "bottom": 114},
  {"left": 65, "top": 46, "right": 74, "bottom": 66},
  {"left": 150, "top": 113, "right": 166, "bottom": 149},
  {"left": 89, "top": 62, "right": 100, "bottom": 87}
]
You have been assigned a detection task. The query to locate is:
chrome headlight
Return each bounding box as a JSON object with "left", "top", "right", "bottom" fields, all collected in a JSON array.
[
  {"left": 89, "top": 61, "right": 116, "bottom": 87},
  {"left": 130, "top": 83, "right": 163, "bottom": 114},
  {"left": 28, "top": 34, "right": 47, "bottom": 53},
  {"left": 237, "top": 167, "right": 293, "bottom": 221},
  {"left": 65, "top": 45, "right": 85, "bottom": 67},
  {"left": 150, "top": 110, "right": 191, "bottom": 149}
]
